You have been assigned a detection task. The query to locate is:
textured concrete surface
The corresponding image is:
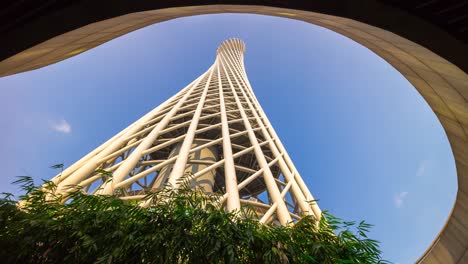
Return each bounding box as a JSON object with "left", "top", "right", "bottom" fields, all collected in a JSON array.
[{"left": 0, "top": 4, "right": 467, "bottom": 263}]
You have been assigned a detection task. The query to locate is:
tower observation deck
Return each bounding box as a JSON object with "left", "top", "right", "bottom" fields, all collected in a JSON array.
[{"left": 48, "top": 39, "right": 321, "bottom": 225}]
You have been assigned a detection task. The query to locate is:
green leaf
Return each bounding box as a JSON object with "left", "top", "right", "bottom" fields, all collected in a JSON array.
[{"left": 50, "top": 163, "right": 64, "bottom": 169}]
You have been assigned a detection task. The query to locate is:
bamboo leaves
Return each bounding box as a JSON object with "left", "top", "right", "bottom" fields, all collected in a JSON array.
[{"left": 0, "top": 176, "right": 388, "bottom": 264}]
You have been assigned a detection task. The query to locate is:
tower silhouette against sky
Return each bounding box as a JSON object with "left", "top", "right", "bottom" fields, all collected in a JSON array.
[{"left": 49, "top": 39, "right": 321, "bottom": 225}]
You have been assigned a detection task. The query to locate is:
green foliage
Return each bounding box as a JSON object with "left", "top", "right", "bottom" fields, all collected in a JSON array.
[{"left": 0, "top": 176, "right": 389, "bottom": 263}]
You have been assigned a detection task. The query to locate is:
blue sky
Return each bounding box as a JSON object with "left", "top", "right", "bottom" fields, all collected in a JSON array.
[{"left": 0, "top": 14, "right": 457, "bottom": 263}]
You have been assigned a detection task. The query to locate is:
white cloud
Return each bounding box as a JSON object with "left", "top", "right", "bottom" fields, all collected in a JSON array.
[
  {"left": 394, "top": 192, "right": 408, "bottom": 208},
  {"left": 51, "top": 119, "right": 71, "bottom": 134},
  {"left": 416, "top": 160, "right": 428, "bottom": 177}
]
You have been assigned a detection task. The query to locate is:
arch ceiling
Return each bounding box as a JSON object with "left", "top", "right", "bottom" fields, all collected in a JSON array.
[{"left": 1, "top": 1, "right": 467, "bottom": 263}]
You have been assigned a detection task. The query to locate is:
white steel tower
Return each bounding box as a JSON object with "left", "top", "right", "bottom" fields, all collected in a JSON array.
[{"left": 48, "top": 39, "right": 321, "bottom": 225}]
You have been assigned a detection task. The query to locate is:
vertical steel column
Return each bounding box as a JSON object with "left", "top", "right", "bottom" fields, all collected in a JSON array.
[
  {"left": 219, "top": 52, "right": 292, "bottom": 225},
  {"left": 167, "top": 66, "right": 214, "bottom": 187},
  {"left": 222, "top": 48, "right": 315, "bottom": 218},
  {"left": 216, "top": 58, "right": 241, "bottom": 212},
  {"left": 239, "top": 67, "right": 322, "bottom": 219}
]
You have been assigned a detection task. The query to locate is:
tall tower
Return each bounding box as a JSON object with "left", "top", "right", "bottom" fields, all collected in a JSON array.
[{"left": 49, "top": 39, "right": 321, "bottom": 225}]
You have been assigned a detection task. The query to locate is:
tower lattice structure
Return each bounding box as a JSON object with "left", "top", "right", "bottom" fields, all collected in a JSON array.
[{"left": 49, "top": 39, "right": 321, "bottom": 225}]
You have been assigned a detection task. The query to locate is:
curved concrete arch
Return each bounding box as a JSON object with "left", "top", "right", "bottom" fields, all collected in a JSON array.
[{"left": 1, "top": 4, "right": 467, "bottom": 263}]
